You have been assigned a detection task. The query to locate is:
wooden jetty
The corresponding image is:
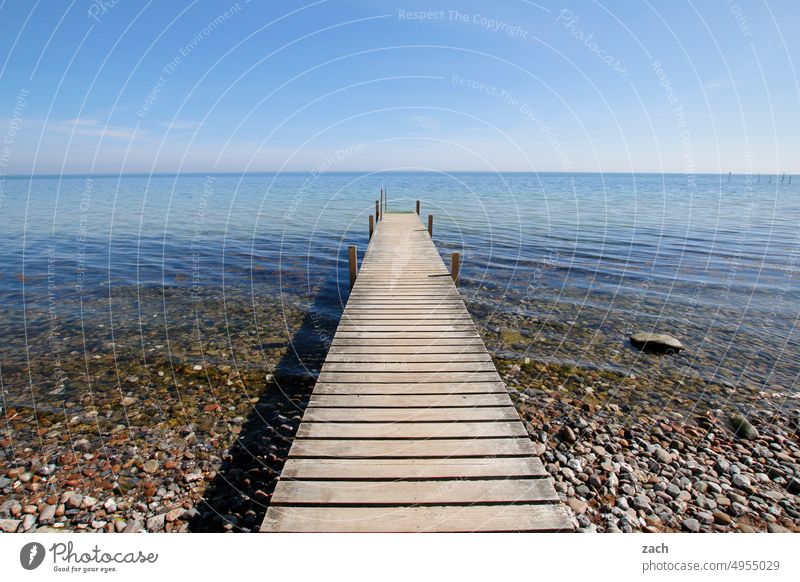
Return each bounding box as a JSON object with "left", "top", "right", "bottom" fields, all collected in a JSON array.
[{"left": 261, "top": 210, "right": 572, "bottom": 532}]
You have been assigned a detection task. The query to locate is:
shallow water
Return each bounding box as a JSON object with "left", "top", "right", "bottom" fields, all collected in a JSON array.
[{"left": 1, "top": 172, "right": 798, "bottom": 415}]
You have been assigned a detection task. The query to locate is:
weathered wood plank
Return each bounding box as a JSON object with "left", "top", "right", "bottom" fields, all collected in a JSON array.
[
  {"left": 308, "top": 393, "right": 512, "bottom": 407},
  {"left": 330, "top": 337, "right": 486, "bottom": 347},
  {"left": 323, "top": 353, "right": 492, "bottom": 363},
  {"left": 261, "top": 504, "right": 573, "bottom": 532},
  {"left": 271, "top": 478, "right": 558, "bottom": 505},
  {"left": 280, "top": 457, "right": 547, "bottom": 480},
  {"left": 312, "top": 382, "right": 507, "bottom": 394},
  {"left": 288, "top": 437, "right": 539, "bottom": 458},
  {"left": 296, "top": 421, "right": 527, "bottom": 439},
  {"left": 318, "top": 372, "right": 500, "bottom": 383},
  {"left": 321, "top": 362, "right": 497, "bottom": 373},
  {"left": 303, "top": 406, "right": 518, "bottom": 422}
]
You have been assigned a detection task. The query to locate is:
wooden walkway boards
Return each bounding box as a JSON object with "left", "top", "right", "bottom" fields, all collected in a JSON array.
[{"left": 261, "top": 213, "right": 572, "bottom": 532}]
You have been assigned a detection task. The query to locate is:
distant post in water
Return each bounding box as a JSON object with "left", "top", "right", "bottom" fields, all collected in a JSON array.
[
  {"left": 384, "top": 187, "right": 388, "bottom": 213},
  {"left": 451, "top": 252, "right": 460, "bottom": 286},
  {"left": 369, "top": 215, "right": 374, "bottom": 240},
  {"left": 416, "top": 200, "right": 420, "bottom": 215},
  {"left": 348, "top": 245, "right": 358, "bottom": 289},
  {"left": 427, "top": 214, "right": 433, "bottom": 236}
]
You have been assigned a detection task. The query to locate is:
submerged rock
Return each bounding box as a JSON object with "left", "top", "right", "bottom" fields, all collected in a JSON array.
[
  {"left": 729, "top": 413, "right": 759, "bottom": 440},
  {"left": 630, "top": 332, "right": 684, "bottom": 354}
]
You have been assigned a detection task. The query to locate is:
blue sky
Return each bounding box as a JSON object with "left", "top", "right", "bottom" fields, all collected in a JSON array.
[{"left": 0, "top": 0, "right": 798, "bottom": 174}]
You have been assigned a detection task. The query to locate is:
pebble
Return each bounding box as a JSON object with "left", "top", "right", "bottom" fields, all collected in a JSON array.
[
  {"left": 681, "top": 518, "right": 701, "bottom": 532},
  {"left": 39, "top": 504, "right": 56, "bottom": 525},
  {"left": 731, "top": 474, "right": 751, "bottom": 490},
  {"left": 143, "top": 460, "right": 159, "bottom": 474},
  {"left": 654, "top": 447, "right": 672, "bottom": 464},
  {"left": 567, "top": 498, "right": 588, "bottom": 514},
  {"left": 21, "top": 514, "right": 36, "bottom": 531},
  {"left": 559, "top": 425, "right": 577, "bottom": 443},
  {"left": 0, "top": 518, "right": 21, "bottom": 533},
  {"left": 123, "top": 520, "right": 144, "bottom": 533},
  {"left": 146, "top": 513, "right": 166, "bottom": 532},
  {"left": 712, "top": 510, "right": 732, "bottom": 525}
]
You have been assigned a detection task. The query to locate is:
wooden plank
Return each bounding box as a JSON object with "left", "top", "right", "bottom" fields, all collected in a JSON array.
[
  {"left": 331, "top": 338, "right": 486, "bottom": 347},
  {"left": 336, "top": 330, "right": 480, "bottom": 340},
  {"left": 323, "top": 353, "right": 492, "bottom": 363},
  {"left": 296, "top": 421, "right": 527, "bottom": 439},
  {"left": 261, "top": 504, "right": 572, "bottom": 532},
  {"left": 309, "top": 394, "right": 512, "bottom": 407},
  {"left": 288, "top": 437, "right": 539, "bottom": 458},
  {"left": 271, "top": 478, "right": 558, "bottom": 505},
  {"left": 327, "top": 345, "right": 489, "bottom": 354},
  {"left": 321, "top": 362, "right": 497, "bottom": 373},
  {"left": 318, "top": 372, "right": 500, "bottom": 383},
  {"left": 280, "top": 457, "right": 547, "bottom": 480},
  {"left": 303, "top": 406, "right": 519, "bottom": 422},
  {"left": 312, "top": 382, "right": 507, "bottom": 394}
]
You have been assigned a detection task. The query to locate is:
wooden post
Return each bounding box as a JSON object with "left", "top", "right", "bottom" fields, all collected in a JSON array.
[
  {"left": 348, "top": 245, "right": 357, "bottom": 289},
  {"left": 380, "top": 187, "right": 384, "bottom": 216},
  {"left": 416, "top": 200, "right": 420, "bottom": 215},
  {"left": 451, "top": 252, "right": 460, "bottom": 286},
  {"left": 427, "top": 214, "right": 433, "bottom": 236},
  {"left": 384, "top": 187, "right": 388, "bottom": 214},
  {"left": 375, "top": 199, "right": 379, "bottom": 221},
  {"left": 369, "top": 215, "right": 374, "bottom": 240}
]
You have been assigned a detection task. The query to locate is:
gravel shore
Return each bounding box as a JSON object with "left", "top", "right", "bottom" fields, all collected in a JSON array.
[{"left": 501, "top": 359, "right": 800, "bottom": 533}]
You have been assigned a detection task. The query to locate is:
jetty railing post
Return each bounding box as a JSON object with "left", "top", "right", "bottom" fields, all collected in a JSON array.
[
  {"left": 427, "top": 214, "right": 433, "bottom": 237},
  {"left": 375, "top": 199, "right": 380, "bottom": 221},
  {"left": 451, "top": 252, "right": 460, "bottom": 286},
  {"left": 369, "top": 215, "right": 374, "bottom": 240},
  {"left": 416, "top": 200, "right": 420, "bottom": 215},
  {"left": 348, "top": 245, "right": 358, "bottom": 289}
]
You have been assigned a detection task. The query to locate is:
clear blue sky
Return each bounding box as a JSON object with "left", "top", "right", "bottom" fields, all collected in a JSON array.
[{"left": 1, "top": 0, "right": 798, "bottom": 174}]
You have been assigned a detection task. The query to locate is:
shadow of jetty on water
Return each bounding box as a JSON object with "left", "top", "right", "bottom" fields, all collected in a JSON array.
[{"left": 190, "top": 279, "right": 343, "bottom": 532}]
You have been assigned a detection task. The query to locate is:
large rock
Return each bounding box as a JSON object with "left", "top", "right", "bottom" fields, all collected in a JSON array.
[
  {"left": 729, "top": 413, "right": 759, "bottom": 440},
  {"left": 630, "top": 332, "right": 684, "bottom": 354}
]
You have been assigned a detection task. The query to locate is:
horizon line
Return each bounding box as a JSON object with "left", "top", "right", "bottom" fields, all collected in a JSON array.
[{"left": 4, "top": 170, "right": 796, "bottom": 180}]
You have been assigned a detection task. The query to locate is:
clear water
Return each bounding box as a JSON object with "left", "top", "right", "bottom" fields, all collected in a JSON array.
[{"left": 1, "top": 172, "right": 798, "bottom": 409}]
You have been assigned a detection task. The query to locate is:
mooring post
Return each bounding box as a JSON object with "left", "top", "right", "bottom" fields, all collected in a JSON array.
[
  {"left": 348, "top": 245, "right": 358, "bottom": 289},
  {"left": 369, "top": 215, "right": 374, "bottom": 240},
  {"left": 451, "top": 252, "right": 460, "bottom": 286},
  {"left": 416, "top": 200, "right": 420, "bottom": 215},
  {"left": 384, "top": 187, "right": 388, "bottom": 213},
  {"left": 427, "top": 214, "right": 433, "bottom": 236},
  {"left": 375, "top": 199, "right": 380, "bottom": 221}
]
